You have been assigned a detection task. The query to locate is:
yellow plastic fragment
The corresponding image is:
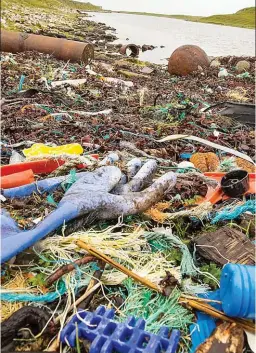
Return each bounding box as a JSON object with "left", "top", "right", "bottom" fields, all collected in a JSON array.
[{"left": 23, "top": 143, "right": 83, "bottom": 157}]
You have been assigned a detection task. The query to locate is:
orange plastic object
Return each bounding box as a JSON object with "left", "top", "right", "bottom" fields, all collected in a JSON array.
[
  {"left": 0, "top": 155, "right": 99, "bottom": 177},
  {"left": 1, "top": 169, "right": 35, "bottom": 189},
  {"left": 201, "top": 172, "right": 256, "bottom": 204},
  {"left": 1, "top": 159, "right": 66, "bottom": 177}
]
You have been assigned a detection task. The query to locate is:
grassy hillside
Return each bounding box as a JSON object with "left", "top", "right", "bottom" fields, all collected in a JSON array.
[
  {"left": 1, "top": 0, "right": 102, "bottom": 33},
  {"left": 116, "top": 7, "right": 255, "bottom": 29},
  {"left": 2, "top": 0, "right": 102, "bottom": 11},
  {"left": 199, "top": 7, "right": 255, "bottom": 28}
]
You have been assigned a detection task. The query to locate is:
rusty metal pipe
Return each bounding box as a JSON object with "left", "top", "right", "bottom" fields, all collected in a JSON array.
[
  {"left": 120, "top": 44, "right": 139, "bottom": 57},
  {"left": 1, "top": 30, "right": 94, "bottom": 64}
]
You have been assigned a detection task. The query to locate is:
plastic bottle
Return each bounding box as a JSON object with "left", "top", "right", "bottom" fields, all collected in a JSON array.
[
  {"left": 23, "top": 143, "right": 83, "bottom": 157},
  {"left": 220, "top": 263, "right": 255, "bottom": 319}
]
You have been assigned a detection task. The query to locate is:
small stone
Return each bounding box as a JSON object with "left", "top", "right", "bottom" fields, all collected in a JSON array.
[
  {"left": 240, "top": 144, "right": 250, "bottom": 151},
  {"left": 140, "top": 66, "right": 154, "bottom": 74},
  {"left": 235, "top": 60, "right": 250, "bottom": 73},
  {"left": 210, "top": 59, "right": 221, "bottom": 68}
]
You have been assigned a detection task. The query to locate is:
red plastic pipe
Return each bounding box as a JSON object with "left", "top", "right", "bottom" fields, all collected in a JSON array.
[
  {"left": 1, "top": 160, "right": 66, "bottom": 176},
  {"left": 1, "top": 155, "right": 99, "bottom": 177}
]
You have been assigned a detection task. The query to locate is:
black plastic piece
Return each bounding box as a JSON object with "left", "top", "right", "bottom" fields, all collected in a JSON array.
[
  {"left": 203, "top": 102, "right": 255, "bottom": 126},
  {"left": 221, "top": 170, "right": 249, "bottom": 197}
]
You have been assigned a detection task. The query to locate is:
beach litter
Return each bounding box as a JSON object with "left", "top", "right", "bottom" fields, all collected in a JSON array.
[{"left": 1, "top": 5, "right": 255, "bottom": 352}]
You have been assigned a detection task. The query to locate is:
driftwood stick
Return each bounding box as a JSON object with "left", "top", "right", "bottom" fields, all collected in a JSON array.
[
  {"left": 181, "top": 298, "right": 255, "bottom": 333},
  {"left": 46, "top": 255, "right": 96, "bottom": 286},
  {"left": 76, "top": 240, "right": 160, "bottom": 292},
  {"left": 78, "top": 260, "right": 106, "bottom": 310}
]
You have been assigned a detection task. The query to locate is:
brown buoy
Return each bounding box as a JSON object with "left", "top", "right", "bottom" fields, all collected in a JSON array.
[{"left": 168, "top": 45, "right": 210, "bottom": 76}]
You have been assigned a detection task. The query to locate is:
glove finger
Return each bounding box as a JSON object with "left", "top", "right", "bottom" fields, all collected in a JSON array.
[
  {"left": 112, "top": 159, "right": 157, "bottom": 195},
  {"left": 126, "top": 158, "right": 142, "bottom": 179}
]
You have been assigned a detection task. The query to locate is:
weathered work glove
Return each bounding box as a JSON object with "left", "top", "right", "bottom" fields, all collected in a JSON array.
[{"left": 1, "top": 160, "right": 176, "bottom": 263}]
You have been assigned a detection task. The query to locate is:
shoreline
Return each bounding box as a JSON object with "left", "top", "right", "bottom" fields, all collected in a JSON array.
[{"left": 109, "top": 8, "right": 255, "bottom": 30}]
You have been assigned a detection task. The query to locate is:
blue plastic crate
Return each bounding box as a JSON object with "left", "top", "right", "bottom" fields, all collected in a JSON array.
[{"left": 61, "top": 305, "right": 180, "bottom": 353}]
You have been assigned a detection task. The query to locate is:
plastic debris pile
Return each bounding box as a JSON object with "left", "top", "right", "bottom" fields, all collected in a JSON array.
[{"left": 1, "top": 2, "right": 255, "bottom": 353}]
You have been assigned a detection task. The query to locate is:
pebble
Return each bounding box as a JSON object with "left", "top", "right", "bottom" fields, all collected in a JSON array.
[{"left": 141, "top": 67, "right": 154, "bottom": 74}]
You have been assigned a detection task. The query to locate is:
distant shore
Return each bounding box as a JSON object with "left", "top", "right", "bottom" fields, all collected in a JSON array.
[{"left": 111, "top": 7, "right": 255, "bottom": 29}]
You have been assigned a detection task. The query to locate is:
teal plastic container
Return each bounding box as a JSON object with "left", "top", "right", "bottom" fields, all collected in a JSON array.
[{"left": 220, "top": 263, "right": 255, "bottom": 319}]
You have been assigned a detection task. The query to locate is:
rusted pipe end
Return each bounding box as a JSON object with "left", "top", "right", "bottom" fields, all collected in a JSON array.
[
  {"left": 119, "top": 44, "right": 139, "bottom": 57},
  {"left": 81, "top": 43, "right": 94, "bottom": 64},
  {"left": 168, "top": 45, "right": 210, "bottom": 76}
]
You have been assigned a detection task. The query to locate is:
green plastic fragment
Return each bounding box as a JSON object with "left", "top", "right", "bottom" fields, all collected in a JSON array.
[
  {"left": 178, "top": 111, "right": 186, "bottom": 120},
  {"left": 237, "top": 72, "right": 250, "bottom": 78},
  {"left": 46, "top": 194, "right": 58, "bottom": 207},
  {"left": 52, "top": 130, "right": 63, "bottom": 135},
  {"left": 61, "top": 169, "right": 77, "bottom": 192}
]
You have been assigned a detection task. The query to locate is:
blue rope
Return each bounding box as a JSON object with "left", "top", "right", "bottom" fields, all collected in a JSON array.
[
  {"left": 18, "top": 75, "right": 26, "bottom": 91},
  {"left": 211, "top": 200, "right": 256, "bottom": 224},
  {"left": 1, "top": 281, "right": 66, "bottom": 303}
]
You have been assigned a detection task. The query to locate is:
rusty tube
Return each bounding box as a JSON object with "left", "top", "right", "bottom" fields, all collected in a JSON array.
[
  {"left": 1, "top": 30, "right": 94, "bottom": 64},
  {"left": 119, "top": 44, "right": 139, "bottom": 57}
]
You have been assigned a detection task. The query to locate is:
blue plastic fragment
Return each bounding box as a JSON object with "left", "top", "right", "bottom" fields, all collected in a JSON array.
[
  {"left": 189, "top": 312, "right": 216, "bottom": 353},
  {"left": 180, "top": 153, "right": 192, "bottom": 160},
  {"left": 60, "top": 305, "right": 180, "bottom": 353},
  {"left": 189, "top": 290, "right": 221, "bottom": 352}
]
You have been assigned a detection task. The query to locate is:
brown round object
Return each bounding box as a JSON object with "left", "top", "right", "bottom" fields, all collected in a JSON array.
[{"left": 168, "top": 45, "right": 210, "bottom": 76}]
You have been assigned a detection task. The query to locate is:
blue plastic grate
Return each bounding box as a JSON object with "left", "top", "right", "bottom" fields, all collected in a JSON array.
[{"left": 60, "top": 305, "right": 180, "bottom": 353}]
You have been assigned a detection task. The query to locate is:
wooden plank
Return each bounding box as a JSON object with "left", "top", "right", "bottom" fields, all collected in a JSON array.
[{"left": 194, "top": 226, "right": 255, "bottom": 265}]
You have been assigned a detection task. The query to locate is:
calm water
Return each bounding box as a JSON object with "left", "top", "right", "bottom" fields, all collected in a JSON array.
[{"left": 87, "top": 12, "right": 255, "bottom": 64}]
